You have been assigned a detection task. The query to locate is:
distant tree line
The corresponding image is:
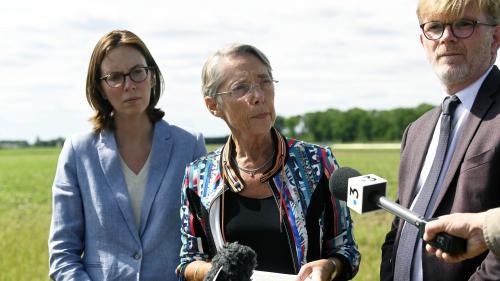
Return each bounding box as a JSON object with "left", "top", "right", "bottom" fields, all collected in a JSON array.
[
  {"left": 0, "top": 137, "right": 65, "bottom": 149},
  {"left": 0, "top": 140, "right": 30, "bottom": 149},
  {"left": 33, "top": 137, "right": 65, "bottom": 147},
  {"left": 274, "top": 103, "right": 435, "bottom": 143},
  {"left": 1, "top": 104, "right": 436, "bottom": 148}
]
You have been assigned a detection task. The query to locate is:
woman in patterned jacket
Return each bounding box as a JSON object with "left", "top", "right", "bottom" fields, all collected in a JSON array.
[{"left": 177, "top": 43, "right": 360, "bottom": 281}]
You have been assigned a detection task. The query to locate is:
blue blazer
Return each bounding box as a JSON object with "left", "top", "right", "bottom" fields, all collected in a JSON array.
[{"left": 49, "top": 120, "right": 206, "bottom": 281}]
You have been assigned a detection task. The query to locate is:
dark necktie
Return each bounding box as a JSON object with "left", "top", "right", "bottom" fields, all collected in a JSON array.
[{"left": 394, "top": 95, "right": 461, "bottom": 281}]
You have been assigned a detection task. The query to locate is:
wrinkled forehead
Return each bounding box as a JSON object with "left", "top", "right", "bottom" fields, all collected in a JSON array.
[
  {"left": 226, "top": 71, "right": 270, "bottom": 82},
  {"left": 219, "top": 55, "right": 270, "bottom": 82},
  {"left": 417, "top": 1, "right": 483, "bottom": 23}
]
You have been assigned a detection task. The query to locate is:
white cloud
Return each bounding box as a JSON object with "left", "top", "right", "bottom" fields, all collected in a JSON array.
[{"left": 0, "top": 0, "right": 497, "bottom": 141}]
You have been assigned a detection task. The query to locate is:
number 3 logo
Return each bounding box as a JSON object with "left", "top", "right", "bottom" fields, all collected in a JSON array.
[
  {"left": 362, "top": 175, "right": 376, "bottom": 182},
  {"left": 349, "top": 187, "right": 359, "bottom": 199}
]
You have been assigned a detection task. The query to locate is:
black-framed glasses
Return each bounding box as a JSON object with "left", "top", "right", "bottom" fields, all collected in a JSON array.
[
  {"left": 215, "top": 78, "right": 278, "bottom": 99},
  {"left": 100, "top": 66, "right": 151, "bottom": 88},
  {"left": 420, "top": 19, "right": 497, "bottom": 40}
]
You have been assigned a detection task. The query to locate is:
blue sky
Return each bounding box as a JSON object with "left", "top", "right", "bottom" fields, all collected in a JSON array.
[{"left": 1, "top": 0, "right": 497, "bottom": 142}]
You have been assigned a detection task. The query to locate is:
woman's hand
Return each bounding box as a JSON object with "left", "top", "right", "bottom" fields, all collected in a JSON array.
[
  {"left": 295, "top": 257, "right": 342, "bottom": 281},
  {"left": 184, "top": 260, "right": 212, "bottom": 281}
]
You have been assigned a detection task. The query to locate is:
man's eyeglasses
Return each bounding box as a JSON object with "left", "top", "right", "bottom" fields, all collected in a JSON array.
[
  {"left": 215, "top": 78, "right": 278, "bottom": 99},
  {"left": 420, "top": 19, "right": 497, "bottom": 40},
  {"left": 100, "top": 66, "right": 152, "bottom": 88}
]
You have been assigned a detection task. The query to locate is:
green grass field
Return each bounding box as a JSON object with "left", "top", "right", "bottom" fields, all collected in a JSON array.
[{"left": 0, "top": 146, "right": 399, "bottom": 281}]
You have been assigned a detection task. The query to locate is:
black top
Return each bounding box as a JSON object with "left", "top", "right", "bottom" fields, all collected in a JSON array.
[{"left": 223, "top": 190, "right": 295, "bottom": 274}]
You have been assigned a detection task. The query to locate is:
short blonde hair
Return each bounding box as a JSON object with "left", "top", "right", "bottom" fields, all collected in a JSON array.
[
  {"left": 201, "top": 43, "right": 273, "bottom": 101},
  {"left": 417, "top": 0, "right": 500, "bottom": 24}
]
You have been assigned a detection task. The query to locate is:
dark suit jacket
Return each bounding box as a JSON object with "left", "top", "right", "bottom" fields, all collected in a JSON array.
[{"left": 381, "top": 66, "right": 500, "bottom": 281}]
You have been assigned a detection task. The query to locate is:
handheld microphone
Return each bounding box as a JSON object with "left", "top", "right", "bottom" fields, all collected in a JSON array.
[
  {"left": 329, "top": 167, "right": 466, "bottom": 255},
  {"left": 204, "top": 242, "right": 257, "bottom": 281}
]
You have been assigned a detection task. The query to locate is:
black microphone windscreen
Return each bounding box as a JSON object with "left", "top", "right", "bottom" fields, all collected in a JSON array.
[
  {"left": 204, "top": 242, "right": 257, "bottom": 281},
  {"left": 329, "top": 167, "right": 361, "bottom": 201}
]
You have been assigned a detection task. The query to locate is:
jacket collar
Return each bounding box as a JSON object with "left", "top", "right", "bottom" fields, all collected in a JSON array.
[
  {"left": 220, "top": 127, "right": 287, "bottom": 193},
  {"left": 138, "top": 120, "right": 173, "bottom": 236},
  {"left": 96, "top": 120, "right": 173, "bottom": 239}
]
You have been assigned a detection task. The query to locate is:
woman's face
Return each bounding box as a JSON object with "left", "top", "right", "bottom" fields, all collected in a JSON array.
[
  {"left": 100, "top": 45, "right": 154, "bottom": 118},
  {"left": 207, "top": 54, "right": 276, "bottom": 137}
]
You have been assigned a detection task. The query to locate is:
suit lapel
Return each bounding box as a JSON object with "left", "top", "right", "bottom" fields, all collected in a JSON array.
[
  {"left": 139, "top": 121, "right": 173, "bottom": 236},
  {"left": 97, "top": 130, "right": 140, "bottom": 243},
  {"left": 401, "top": 109, "right": 440, "bottom": 207},
  {"left": 431, "top": 67, "right": 500, "bottom": 215}
]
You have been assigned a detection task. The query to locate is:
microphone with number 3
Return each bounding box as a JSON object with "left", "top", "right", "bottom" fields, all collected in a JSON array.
[{"left": 329, "top": 167, "right": 466, "bottom": 255}]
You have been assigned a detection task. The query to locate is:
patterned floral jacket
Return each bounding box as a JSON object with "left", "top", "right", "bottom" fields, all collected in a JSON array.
[{"left": 177, "top": 136, "right": 360, "bottom": 280}]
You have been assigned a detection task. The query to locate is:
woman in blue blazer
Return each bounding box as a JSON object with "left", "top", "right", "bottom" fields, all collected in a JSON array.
[{"left": 48, "top": 30, "right": 206, "bottom": 281}]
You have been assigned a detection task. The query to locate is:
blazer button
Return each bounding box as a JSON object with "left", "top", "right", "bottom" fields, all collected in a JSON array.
[{"left": 133, "top": 252, "right": 142, "bottom": 260}]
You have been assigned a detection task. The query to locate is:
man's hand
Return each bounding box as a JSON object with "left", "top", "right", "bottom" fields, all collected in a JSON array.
[{"left": 424, "top": 212, "right": 487, "bottom": 263}]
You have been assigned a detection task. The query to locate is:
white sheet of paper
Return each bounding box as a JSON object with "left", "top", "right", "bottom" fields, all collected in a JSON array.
[{"left": 251, "top": 270, "right": 297, "bottom": 281}]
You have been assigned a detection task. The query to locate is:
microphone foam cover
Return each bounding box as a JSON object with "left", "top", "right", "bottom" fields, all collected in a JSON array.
[
  {"left": 204, "top": 242, "right": 257, "bottom": 281},
  {"left": 329, "top": 167, "right": 361, "bottom": 201}
]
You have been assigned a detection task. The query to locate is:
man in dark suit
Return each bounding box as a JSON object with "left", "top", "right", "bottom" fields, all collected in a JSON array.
[{"left": 380, "top": 0, "right": 500, "bottom": 280}]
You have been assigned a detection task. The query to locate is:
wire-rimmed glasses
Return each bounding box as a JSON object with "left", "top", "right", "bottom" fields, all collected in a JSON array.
[{"left": 215, "top": 78, "right": 278, "bottom": 99}]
